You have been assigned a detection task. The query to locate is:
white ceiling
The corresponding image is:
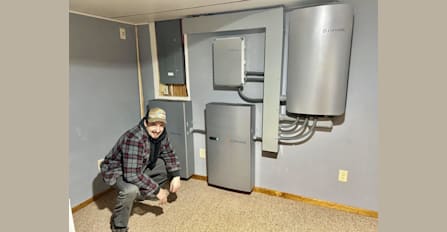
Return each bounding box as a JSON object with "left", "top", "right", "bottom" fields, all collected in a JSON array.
[{"left": 69, "top": 0, "right": 335, "bottom": 24}]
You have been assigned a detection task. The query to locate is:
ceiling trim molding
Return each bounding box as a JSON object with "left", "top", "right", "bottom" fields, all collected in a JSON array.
[
  {"left": 69, "top": 10, "right": 136, "bottom": 25},
  {"left": 113, "top": 0, "right": 248, "bottom": 20}
]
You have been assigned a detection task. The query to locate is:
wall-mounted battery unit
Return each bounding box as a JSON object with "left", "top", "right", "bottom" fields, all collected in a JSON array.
[
  {"left": 205, "top": 103, "right": 254, "bottom": 192},
  {"left": 286, "top": 4, "right": 354, "bottom": 116},
  {"left": 212, "top": 37, "right": 245, "bottom": 89},
  {"left": 147, "top": 100, "right": 194, "bottom": 179}
]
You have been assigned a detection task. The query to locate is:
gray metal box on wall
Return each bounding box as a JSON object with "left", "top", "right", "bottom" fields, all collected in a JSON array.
[
  {"left": 205, "top": 103, "right": 254, "bottom": 192},
  {"left": 212, "top": 37, "right": 245, "bottom": 89},
  {"left": 155, "top": 19, "right": 186, "bottom": 84},
  {"left": 286, "top": 4, "right": 354, "bottom": 116},
  {"left": 147, "top": 100, "right": 194, "bottom": 179}
]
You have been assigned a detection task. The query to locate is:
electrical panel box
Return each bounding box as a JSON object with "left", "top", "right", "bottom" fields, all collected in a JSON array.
[
  {"left": 155, "top": 19, "right": 186, "bottom": 84},
  {"left": 205, "top": 103, "right": 254, "bottom": 192},
  {"left": 147, "top": 100, "right": 194, "bottom": 179},
  {"left": 212, "top": 37, "right": 245, "bottom": 89},
  {"left": 286, "top": 4, "right": 354, "bottom": 116}
]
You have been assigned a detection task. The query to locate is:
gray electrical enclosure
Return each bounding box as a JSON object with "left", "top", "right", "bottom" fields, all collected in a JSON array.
[
  {"left": 147, "top": 100, "right": 194, "bottom": 179},
  {"left": 212, "top": 37, "right": 245, "bottom": 89},
  {"left": 286, "top": 4, "right": 354, "bottom": 116},
  {"left": 155, "top": 19, "right": 186, "bottom": 84},
  {"left": 205, "top": 103, "right": 254, "bottom": 192}
]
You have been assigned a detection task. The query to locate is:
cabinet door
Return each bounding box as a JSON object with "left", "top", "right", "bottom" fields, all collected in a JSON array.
[{"left": 155, "top": 19, "right": 186, "bottom": 84}]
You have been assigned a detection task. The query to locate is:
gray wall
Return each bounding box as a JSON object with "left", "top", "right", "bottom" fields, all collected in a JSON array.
[
  {"left": 186, "top": 0, "right": 377, "bottom": 211},
  {"left": 69, "top": 0, "right": 377, "bottom": 211},
  {"left": 69, "top": 13, "right": 140, "bottom": 206}
]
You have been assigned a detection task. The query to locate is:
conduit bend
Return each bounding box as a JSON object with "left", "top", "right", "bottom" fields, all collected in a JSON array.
[{"left": 279, "top": 118, "right": 317, "bottom": 143}]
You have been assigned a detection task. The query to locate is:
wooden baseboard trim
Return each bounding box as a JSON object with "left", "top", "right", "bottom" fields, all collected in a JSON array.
[
  {"left": 71, "top": 188, "right": 114, "bottom": 213},
  {"left": 191, "top": 174, "right": 378, "bottom": 218},
  {"left": 253, "top": 186, "right": 378, "bottom": 218},
  {"left": 191, "top": 174, "right": 208, "bottom": 181}
]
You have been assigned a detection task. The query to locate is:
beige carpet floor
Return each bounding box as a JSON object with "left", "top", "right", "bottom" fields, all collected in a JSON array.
[{"left": 73, "top": 178, "right": 377, "bottom": 232}]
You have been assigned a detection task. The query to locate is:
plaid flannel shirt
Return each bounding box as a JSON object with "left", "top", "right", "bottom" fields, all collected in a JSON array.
[{"left": 100, "top": 120, "right": 180, "bottom": 196}]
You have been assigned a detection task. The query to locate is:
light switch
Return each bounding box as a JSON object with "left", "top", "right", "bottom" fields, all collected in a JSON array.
[
  {"left": 119, "top": 27, "right": 126, "bottom": 40},
  {"left": 199, "top": 148, "right": 206, "bottom": 159}
]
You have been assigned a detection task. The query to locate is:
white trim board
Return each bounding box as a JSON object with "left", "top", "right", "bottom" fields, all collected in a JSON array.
[{"left": 69, "top": 10, "right": 136, "bottom": 25}]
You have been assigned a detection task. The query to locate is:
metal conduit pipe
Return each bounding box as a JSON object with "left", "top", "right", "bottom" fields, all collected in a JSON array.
[
  {"left": 279, "top": 118, "right": 316, "bottom": 139},
  {"left": 244, "top": 77, "right": 265, "bottom": 82},
  {"left": 280, "top": 120, "right": 302, "bottom": 132},
  {"left": 279, "top": 114, "right": 297, "bottom": 122},
  {"left": 279, "top": 118, "right": 309, "bottom": 138},
  {"left": 279, "top": 114, "right": 302, "bottom": 129},
  {"left": 309, "top": 119, "right": 333, "bottom": 129},
  {"left": 279, "top": 116, "right": 299, "bottom": 127},
  {"left": 279, "top": 118, "right": 317, "bottom": 142},
  {"left": 255, "top": 119, "right": 332, "bottom": 145},
  {"left": 280, "top": 117, "right": 307, "bottom": 132},
  {"left": 280, "top": 95, "right": 287, "bottom": 104},
  {"left": 245, "top": 71, "right": 265, "bottom": 77},
  {"left": 279, "top": 126, "right": 316, "bottom": 144},
  {"left": 237, "top": 83, "right": 286, "bottom": 105},
  {"left": 280, "top": 115, "right": 333, "bottom": 129},
  {"left": 237, "top": 87, "right": 263, "bottom": 103}
]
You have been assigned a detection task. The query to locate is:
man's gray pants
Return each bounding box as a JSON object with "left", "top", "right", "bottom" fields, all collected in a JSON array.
[{"left": 111, "top": 158, "right": 169, "bottom": 229}]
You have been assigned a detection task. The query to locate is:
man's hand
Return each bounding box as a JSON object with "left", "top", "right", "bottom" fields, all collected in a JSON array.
[
  {"left": 170, "top": 176, "right": 181, "bottom": 193},
  {"left": 156, "top": 188, "right": 169, "bottom": 205}
]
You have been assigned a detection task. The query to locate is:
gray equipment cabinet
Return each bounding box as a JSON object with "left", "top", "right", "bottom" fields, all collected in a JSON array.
[
  {"left": 205, "top": 103, "right": 255, "bottom": 192},
  {"left": 155, "top": 19, "right": 186, "bottom": 84},
  {"left": 147, "top": 100, "right": 194, "bottom": 179},
  {"left": 212, "top": 37, "right": 245, "bottom": 89}
]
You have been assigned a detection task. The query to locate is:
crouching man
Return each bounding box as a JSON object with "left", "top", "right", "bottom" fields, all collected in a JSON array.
[{"left": 100, "top": 107, "right": 181, "bottom": 232}]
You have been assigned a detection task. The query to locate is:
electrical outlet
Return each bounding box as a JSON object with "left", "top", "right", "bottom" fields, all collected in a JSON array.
[
  {"left": 199, "top": 148, "right": 206, "bottom": 159},
  {"left": 119, "top": 27, "right": 126, "bottom": 40},
  {"left": 338, "top": 169, "right": 348, "bottom": 182}
]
